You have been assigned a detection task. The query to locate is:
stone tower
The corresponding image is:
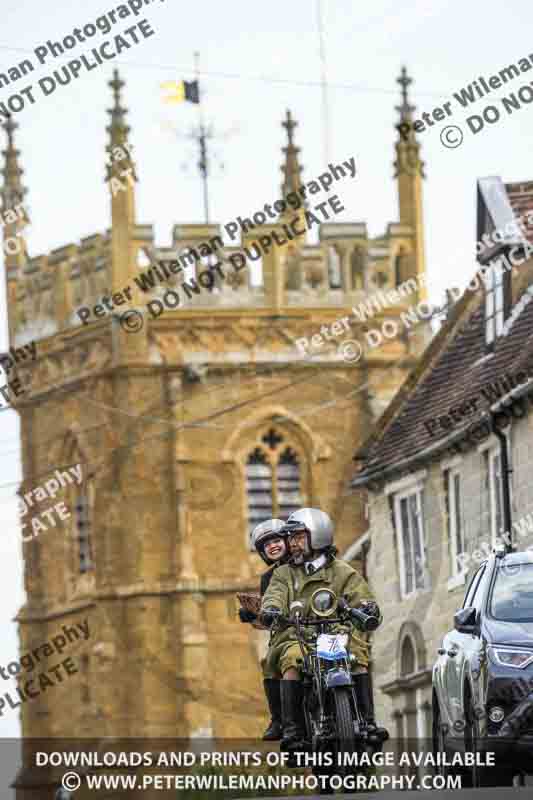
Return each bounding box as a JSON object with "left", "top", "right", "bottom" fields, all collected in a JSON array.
[{"left": 9, "top": 68, "right": 429, "bottom": 793}]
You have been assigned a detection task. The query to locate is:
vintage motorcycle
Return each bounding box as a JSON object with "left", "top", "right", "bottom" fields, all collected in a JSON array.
[{"left": 274, "top": 589, "right": 388, "bottom": 778}]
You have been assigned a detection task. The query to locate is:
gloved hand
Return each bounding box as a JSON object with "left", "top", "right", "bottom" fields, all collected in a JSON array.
[
  {"left": 239, "top": 608, "right": 257, "bottom": 623},
  {"left": 358, "top": 600, "right": 382, "bottom": 623},
  {"left": 259, "top": 607, "right": 283, "bottom": 627}
]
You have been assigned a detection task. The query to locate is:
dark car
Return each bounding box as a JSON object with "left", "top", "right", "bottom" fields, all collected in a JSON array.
[{"left": 432, "top": 548, "right": 533, "bottom": 787}]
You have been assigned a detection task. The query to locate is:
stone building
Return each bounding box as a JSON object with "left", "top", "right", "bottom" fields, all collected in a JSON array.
[
  {"left": 351, "top": 175, "right": 533, "bottom": 749},
  {"left": 6, "top": 67, "right": 429, "bottom": 792}
]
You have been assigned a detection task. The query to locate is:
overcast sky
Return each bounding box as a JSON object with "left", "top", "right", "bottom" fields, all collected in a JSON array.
[{"left": 1, "top": 0, "right": 533, "bottom": 749}]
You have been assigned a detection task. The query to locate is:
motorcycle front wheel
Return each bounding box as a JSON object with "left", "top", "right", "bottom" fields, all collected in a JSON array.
[{"left": 333, "top": 688, "right": 357, "bottom": 752}]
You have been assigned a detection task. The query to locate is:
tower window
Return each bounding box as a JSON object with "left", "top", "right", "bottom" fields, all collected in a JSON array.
[
  {"left": 245, "top": 448, "right": 273, "bottom": 538},
  {"left": 75, "top": 491, "right": 93, "bottom": 573},
  {"left": 80, "top": 653, "right": 91, "bottom": 703},
  {"left": 327, "top": 246, "right": 342, "bottom": 289},
  {"left": 245, "top": 431, "right": 303, "bottom": 540},
  {"left": 276, "top": 448, "right": 302, "bottom": 519},
  {"left": 350, "top": 247, "right": 366, "bottom": 290},
  {"left": 394, "top": 248, "right": 409, "bottom": 286}
]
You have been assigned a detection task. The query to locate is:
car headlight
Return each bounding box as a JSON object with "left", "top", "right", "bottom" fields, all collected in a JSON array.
[{"left": 488, "top": 647, "right": 533, "bottom": 669}]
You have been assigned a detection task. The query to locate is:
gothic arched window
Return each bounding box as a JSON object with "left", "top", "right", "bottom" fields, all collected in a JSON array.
[
  {"left": 400, "top": 635, "right": 416, "bottom": 677},
  {"left": 245, "top": 429, "right": 303, "bottom": 538}
]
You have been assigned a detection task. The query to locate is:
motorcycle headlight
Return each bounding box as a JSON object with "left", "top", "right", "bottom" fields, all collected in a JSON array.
[
  {"left": 488, "top": 647, "right": 533, "bottom": 669},
  {"left": 311, "top": 588, "right": 337, "bottom": 617}
]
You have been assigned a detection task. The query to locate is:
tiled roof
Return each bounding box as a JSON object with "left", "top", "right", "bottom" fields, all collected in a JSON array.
[{"left": 354, "top": 285, "right": 533, "bottom": 481}]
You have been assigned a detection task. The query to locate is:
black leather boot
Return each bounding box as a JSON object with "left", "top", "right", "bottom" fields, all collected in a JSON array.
[
  {"left": 262, "top": 679, "right": 282, "bottom": 740},
  {"left": 354, "top": 673, "right": 388, "bottom": 742},
  {"left": 280, "top": 680, "right": 305, "bottom": 750}
]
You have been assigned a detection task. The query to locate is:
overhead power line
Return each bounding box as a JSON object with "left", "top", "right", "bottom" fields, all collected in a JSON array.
[{"left": 0, "top": 44, "right": 448, "bottom": 99}]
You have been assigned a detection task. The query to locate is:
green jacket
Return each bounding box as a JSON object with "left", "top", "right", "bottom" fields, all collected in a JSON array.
[{"left": 261, "top": 557, "right": 375, "bottom": 667}]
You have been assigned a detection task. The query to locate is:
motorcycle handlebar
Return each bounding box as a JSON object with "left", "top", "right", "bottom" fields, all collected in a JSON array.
[
  {"left": 347, "top": 606, "right": 380, "bottom": 632},
  {"left": 337, "top": 599, "right": 381, "bottom": 632},
  {"left": 280, "top": 616, "right": 344, "bottom": 626},
  {"left": 278, "top": 603, "right": 380, "bottom": 632}
]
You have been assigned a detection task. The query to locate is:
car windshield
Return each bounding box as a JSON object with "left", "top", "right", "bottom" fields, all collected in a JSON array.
[{"left": 490, "top": 563, "right": 533, "bottom": 621}]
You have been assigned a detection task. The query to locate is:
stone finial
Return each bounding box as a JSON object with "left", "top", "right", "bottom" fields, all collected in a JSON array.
[
  {"left": 396, "top": 66, "right": 415, "bottom": 121},
  {"left": 393, "top": 67, "right": 425, "bottom": 178},
  {"left": 107, "top": 69, "right": 130, "bottom": 145},
  {"left": 105, "top": 68, "right": 137, "bottom": 185},
  {"left": 281, "top": 109, "right": 303, "bottom": 197},
  {"left": 1, "top": 114, "right": 27, "bottom": 211}
]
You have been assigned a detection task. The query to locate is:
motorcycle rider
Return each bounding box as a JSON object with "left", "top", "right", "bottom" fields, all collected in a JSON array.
[
  {"left": 260, "top": 508, "right": 383, "bottom": 749},
  {"left": 239, "top": 518, "right": 289, "bottom": 740}
]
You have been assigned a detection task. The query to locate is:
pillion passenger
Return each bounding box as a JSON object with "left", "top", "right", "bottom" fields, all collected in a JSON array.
[{"left": 238, "top": 519, "right": 289, "bottom": 740}]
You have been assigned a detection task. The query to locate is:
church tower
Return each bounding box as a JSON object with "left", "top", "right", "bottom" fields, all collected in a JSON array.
[{"left": 9, "top": 69, "right": 430, "bottom": 795}]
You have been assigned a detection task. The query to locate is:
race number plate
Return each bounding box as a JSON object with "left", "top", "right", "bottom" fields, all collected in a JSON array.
[{"left": 316, "top": 633, "right": 348, "bottom": 660}]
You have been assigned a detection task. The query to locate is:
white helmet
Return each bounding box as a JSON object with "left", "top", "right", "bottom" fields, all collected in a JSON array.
[
  {"left": 283, "top": 508, "right": 334, "bottom": 556},
  {"left": 251, "top": 518, "right": 287, "bottom": 565}
]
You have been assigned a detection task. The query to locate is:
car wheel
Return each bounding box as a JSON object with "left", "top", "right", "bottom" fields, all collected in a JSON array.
[
  {"left": 432, "top": 694, "right": 449, "bottom": 777},
  {"left": 464, "top": 687, "right": 513, "bottom": 787},
  {"left": 432, "top": 693, "right": 464, "bottom": 782}
]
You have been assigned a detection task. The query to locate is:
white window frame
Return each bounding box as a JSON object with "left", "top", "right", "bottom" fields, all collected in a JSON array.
[
  {"left": 485, "top": 261, "right": 505, "bottom": 347},
  {"left": 446, "top": 467, "right": 467, "bottom": 589},
  {"left": 394, "top": 486, "right": 427, "bottom": 600},
  {"left": 478, "top": 431, "right": 513, "bottom": 549}
]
